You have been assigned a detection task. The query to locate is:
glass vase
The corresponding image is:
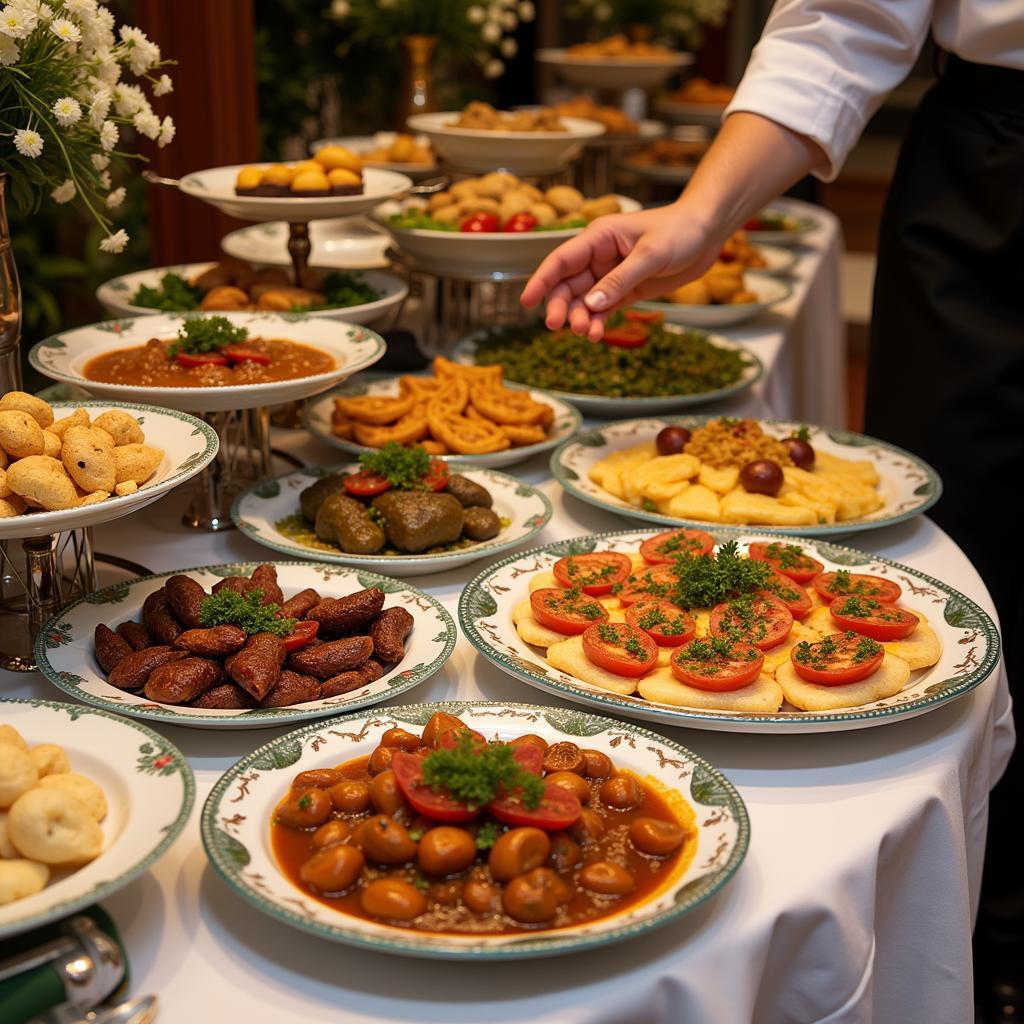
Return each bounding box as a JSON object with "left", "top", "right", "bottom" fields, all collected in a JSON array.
[{"left": 398, "top": 34, "right": 439, "bottom": 129}]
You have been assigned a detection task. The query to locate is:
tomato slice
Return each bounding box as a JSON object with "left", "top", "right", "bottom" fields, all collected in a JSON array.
[
  {"left": 222, "top": 345, "right": 271, "bottom": 365},
  {"left": 624, "top": 308, "right": 665, "bottom": 325},
  {"left": 759, "top": 569, "right": 812, "bottom": 620},
  {"left": 710, "top": 594, "right": 793, "bottom": 650},
  {"left": 828, "top": 596, "right": 918, "bottom": 641},
  {"left": 460, "top": 212, "right": 500, "bottom": 232},
  {"left": 343, "top": 469, "right": 392, "bottom": 498},
  {"left": 813, "top": 572, "right": 901, "bottom": 604},
  {"left": 747, "top": 541, "right": 824, "bottom": 584},
  {"left": 488, "top": 780, "right": 582, "bottom": 831},
  {"left": 640, "top": 528, "right": 714, "bottom": 564},
  {"left": 552, "top": 551, "right": 632, "bottom": 596},
  {"left": 436, "top": 732, "right": 544, "bottom": 776},
  {"left": 625, "top": 601, "right": 696, "bottom": 647},
  {"left": 603, "top": 324, "right": 650, "bottom": 348},
  {"left": 281, "top": 619, "right": 318, "bottom": 653},
  {"left": 175, "top": 351, "right": 228, "bottom": 368},
  {"left": 530, "top": 587, "right": 609, "bottom": 635},
  {"left": 390, "top": 750, "right": 480, "bottom": 823},
  {"left": 791, "top": 630, "right": 885, "bottom": 685},
  {"left": 670, "top": 638, "right": 764, "bottom": 691},
  {"left": 617, "top": 563, "right": 681, "bottom": 605},
  {"left": 581, "top": 622, "right": 659, "bottom": 678}
]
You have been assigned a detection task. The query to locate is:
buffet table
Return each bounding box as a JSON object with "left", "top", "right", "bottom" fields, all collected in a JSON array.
[{"left": 0, "top": 421, "right": 1010, "bottom": 1024}]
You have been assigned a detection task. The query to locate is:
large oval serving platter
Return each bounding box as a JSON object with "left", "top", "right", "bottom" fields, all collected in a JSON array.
[
  {"left": 201, "top": 700, "right": 748, "bottom": 959},
  {"left": 303, "top": 375, "right": 582, "bottom": 469},
  {"left": 636, "top": 273, "right": 792, "bottom": 329},
  {"left": 34, "top": 562, "right": 456, "bottom": 730},
  {"left": 458, "top": 531, "right": 999, "bottom": 734},
  {"left": 28, "top": 312, "right": 386, "bottom": 413},
  {"left": 0, "top": 700, "right": 193, "bottom": 939},
  {"left": 231, "top": 464, "right": 553, "bottom": 577},
  {"left": 0, "top": 401, "right": 218, "bottom": 541},
  {"left": 551, "top": 415, "right": 941, "bottom": 537}
]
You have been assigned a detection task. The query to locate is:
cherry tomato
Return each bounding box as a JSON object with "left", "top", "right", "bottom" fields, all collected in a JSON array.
[
  {"left": 813, "top": 572, "right": 901, "bottom": 604},
  {"left": 175, "top": 351, "right": 228, "bottom": 368},
  {"left": 552, "top": 552, "right": 632, "bottom": 596},
  {"left": 710, "top": 594, "right": 793, "bottom": 650},
  {"left": 828, "top": 596, "right": 918, "bottom": 641},
  {"left": 390, "top": 750, "right": 479, "bottom": 823},
  {"left": 617, "top": 563, "right": 681, "bottom": 605},
  {"left": 624, "top": 601, "right": 696, "bottom": 647},
  {"left": 281, "top": 619, "right": 319, "bottom": 653},
  {"left": 743, "top": 216, "right": 767, "bottom": 231},
  {"left": 222, "top": 345, "right": 271, "bottom": 365},
  {"left": 581, "top": 622, "right": 659, "bottom": 678},
  {"left": 640, "top": 528, "right": 714, "bottom": 565},
  {"left": 790, "top": 631, "right": 885, "bottom": 686},
  {"left": 530, "top": 588, "right": 609, "bottom": 635},
  {"left": 624, "top": 309, "right": 665, "bottom": 325},
  {"left": 460, "top": 212, "right": 500, "bottom": 233},
  {"left": 488, "top": 780, "right": 582, "bottom": 831},
  {"left": 747, "top": 541, "right": 824, "bottom": 584},
  {"left": 758, "top": 569, "right": 812, "bottom": 620},
  {"left": 670, "top": 638, "right": 764, "bottom": 691},
  {"left": 603, "top": 324, "right": 650, "bottom": 348},
  {"left": 504, "top": 212, "right": 538, "bottom": 232},
  {"left": 343, "top": 470, "right": 392, "bottom": 498}
]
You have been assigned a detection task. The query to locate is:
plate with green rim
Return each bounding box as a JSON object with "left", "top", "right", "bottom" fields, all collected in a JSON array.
[
  {"left": 458, "top": 529, "right": 998, "bottom": 734},
  {"left": 200, "top": 700, "right": 748, "bottom": 959},
  {"left": 33, "top": 562, "right": 456, "bottom": 730},
  {"left": 550, "top": 415, "right": 942, "bottom": 537},
  {"left": 741, "top": 208, "right": 821, "bottom": 246},
  {"left": 0, "top": 699, "right": 193, "bottom": 940},
  {"left": 231, "top": 463, "right": 553, "bottom": 577}
]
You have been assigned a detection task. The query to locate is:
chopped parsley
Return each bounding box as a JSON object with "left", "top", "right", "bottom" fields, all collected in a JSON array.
[
  {"left": 792, "top": 425, "right": 812, "bottom": 442},
  {"left": 636, "top": 606, "right": 689, "bottom": 635},
  {"left": 642, "top": 498, "right": 658, "bottom": 512},
  {"left": 297, "top": 793, "right": 313, "bottom": 811},
  {"left": 833, "top": 596, "right": 903, "bottom": 622},
  {"left": 762, "top": 542, "right": 807, "bottom": 570},
  {"left": 198, "top": 588, "right": 296, "bottom": 637},
  {"left": 474, "top": 821, "right": 502, "bottom": 850},
  {"left": 716, "top": 594, "right": 771, "bottom": 643},
  {"left": 677, "top": 636, "right": 758, "bottom": 674},
  {"left": 544, "top": 589, "right": 604, "bottom": 619},
  {"left": 168, "top": 315, "right": 248, "bottom": 358},
  {"left": 565, "top": 558, "right": 618, "bottom": 587},
  {"left": 793, "top": 631, "right": 882, "bottom": 670},
  {"left": 357, "top": 443, "right": 433, "bottom": 490},
  {"left": 421, "top": 733, "right": 544, "bottom": 810},
  {"left": 131, "top": 272, "right": 203, "bottom": 312},
  {"left": 594, "top": 622, "right": 648, "bottom": 660},
  {"left": 664, "top": 541, "right": 772, "bottom": 609}
]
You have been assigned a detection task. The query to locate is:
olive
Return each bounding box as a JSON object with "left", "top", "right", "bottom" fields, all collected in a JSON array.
[
  {"left": 360, "top": 878, "right": 427, "bottom": 921},
  {"left": 568, "top": 808, "right": 606, "bottom": 844},
  {"left": 582, "top": 749, "right": 614, "bottom": 779},
  {"left": 542, "top": 741, "right": 585, "bottom": 775},
  {"left": 367, "top": 745, "right": 395, "bottom": 775},
  {"left": 579, "top": 861, "right": 636, "bottom": 896},
  {"left": 502, "top": 867, "right": 569, "bottom": 924},
  {"left": 299, "top": 844, "right": 364, "bottom": 894},
  {"left": 782, "top": 436, "right": 815, "bottom": 470},
  {"left": 276, "top": 788, "right": 333, "bottom": 829},
  {"left": 369, "top": 770, "right": 407, "bottom": 817},
  {"left": 739, "top": 459, "right": 784, "bottom": 497},
  {"left": 328, "top": 779, "right": 371, "bottom": 815},
  {"left": 508, "top": 734, "right": 548, "bottom": 755},
  {"left": 421, "top": 711, "right": 466, "bottom": 748},
  {"left": 599, "top": 774, "right": 644, "bottom": 810},
  {"left": 547, "top": 831, "right": 582, "bottom": 873},
  {"left": 380, "top": 727, "right": 422, "bottom": 751},
  {"left": 355, "top": 815, "right": 417, "bottom": 864},
  {"left": 311, "top": 819, "right": 352, "bottom": 850},
  {"left": 417, "top": 827, "right": 477, "bottom": 876},
  {"left": 546, "top": 771, "right": 591, "bottom": 804},
  {"left": 463, "top": 877, "right": 501, "bottom": 914},
  {"left": 629, "top": 817, "right": 687, "bottom": 857},
  {"left": 489, "top": 827, "right": 551, "bottom": 882},
  {"left": 293, "top": 768, "right": 344, "bottom": 789},
  {"left": 655, "top": 426, "right": 691, "bottom": 457}
]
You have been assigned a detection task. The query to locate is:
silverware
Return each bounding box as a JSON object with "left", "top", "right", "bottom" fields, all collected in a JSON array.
[{"left": 141, "top": 170, "right": 180, "bottom": 190}]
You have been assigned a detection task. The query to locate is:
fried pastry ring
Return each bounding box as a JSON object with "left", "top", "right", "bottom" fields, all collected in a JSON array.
[
  {"left": 426, "top": 403, "right": 510, "bottom": 454},
  {"left": 469, "top": 384, "right": 549, "bottom": 426},
  {"left": 500, "top": 423, "right": 547, "bottom": 445},
  {"left": 432, "top": 355, "right": 503, "bottom": 386},
  {"left": 334, "top": 393, "right": 416, "bottom": 425},
  {"left": 353, "top": 407, "right": 429, "bottom": 447}
]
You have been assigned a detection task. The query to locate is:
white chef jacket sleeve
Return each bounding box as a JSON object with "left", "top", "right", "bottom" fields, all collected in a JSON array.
[{"left": 723, "top": 0, "right": 933, "bottom": 180}]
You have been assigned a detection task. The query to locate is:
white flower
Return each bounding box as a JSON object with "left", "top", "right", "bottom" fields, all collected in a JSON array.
[
  {"left": 90, "top": 152, "right": 109, "bottom": 170},
  {"left": 51, "top": 178, "right": 76, "bottom": 203},
  {"left": 64, "top": 0, "right": 96, "bottom": 15},
  {"left": 13, "top": 127, "right": 44, "bottom": 158},
  {"left": 51, "top": 95, "right": 83, "bottom": 126},
  {"left": 106, "top": 186, "right": 125, "bottom": 208},
  {"left": 481, "top": 19, "right": 501, "bottom": 42},
  {"left": 127, "top": 38, "right": 159, "bottom": 75},
  {"left": 113, "top": 83, "right": 146, "bottom": 116},
  {"left": 501, "top": 11, "right": 517, "bottom": 29},
  {"left": 99, "top": 118, "right": 118, "bottom": 151},
  {"left": 88, "top": 87, "right": 111, "bottom": 128},
  {"left": 13, "top": 0, "right": 53, "bottom": 20},
  {"left": 2, "top": 5, "right": 36, "bottom": 36},
  {"left": 97, "top": 169, "right": 110, "bottom": 188},
  {"left": 0, "top": 33, "right": 19, "bottom": 65},
  {"left": 500, "top": 37, "right": 517, "bottom": 57},
  {"left": 329, "top": 0, "right": 349, "bottom": 16},
  {"left": 50, "top": 16, "right": 81, "bottom": 42},
  {"left": 133, "top": 109, "right": 160, "bottom": 139},
  {"left": 93, "top": 47, "right": 120, "bottom": 85},
  {"left": 466, "top": 4, "right": 485, "bottom": 23},
  {"left": 152, "top": 73, "right": 173, "bottom": 96},
  {"left": 483, "top": 58, "right": 504, "bottom": 78},
  {"left": 99, "top": 228, "right": 129, "bottom": 254},
  {"left": 157, "top": 114, "right": 175, "bottom": 147},
  {"left": 517, "top": 0, "right": 535, "bottom": 19}
]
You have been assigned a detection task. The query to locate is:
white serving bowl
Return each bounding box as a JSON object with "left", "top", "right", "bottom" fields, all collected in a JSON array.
[{"left": 537, "top": 49, "right": 693, "bottom": 90}]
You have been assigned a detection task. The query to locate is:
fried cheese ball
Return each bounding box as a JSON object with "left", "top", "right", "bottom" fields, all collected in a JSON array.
[
  {"left": 91, "top": 410, "right": 145, "bottom": 446},
  {"left": 38, "top": 773, "right": 108, "bottom": 823},
  {"left": 113, "top": 444, "right": 163, "bottom": 485},
  {"left": 61, "top": 425, "right": 117, "bottom": 493},
  {"left": 0, "top": 860, "right": 50, "bottom": 905},
  {"left": 7, "top": 787, "right": 103, "bottom": 865},
  {"left": 0, "top": 496, "right": 26, "bottom": 518},
  {"left": 0, "top": 392, "right": 54, "bottom": 429},
  {"left": 41, "top": 430, "right": 62, "bottom": 459},
  {"left": 0, "top": 410, "right": 45, "bottom": 459},
  {"left": 0, "top": 811, "right": 18, "bottom": 858},
  {"left": 0, "top": 726, "right": 27, "bottom": 752},
  {"left": 0, "top": 744, "right": 38, "bottom": 808},
  {"left": 5, "top": 455, "right": 78, "bottom": 511},
  {"left": 29, "top": 744, "right": 71, "bottom": 778},
  {"left": 48, "top": 408, "right": 90, "bottom": 440}
]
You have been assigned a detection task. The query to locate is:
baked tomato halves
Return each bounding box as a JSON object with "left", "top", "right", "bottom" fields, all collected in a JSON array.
[
  {"left": 552, "top": 552, "right": 632, "bottom": 596},
  {"left": 670, "top": 637, "right": 764, "bottom": 692},
  {"left": 790, "top": 631, "right": 885, "bottom": 686},
  {"left": 581, "top": 622, "right": 659, "bottom": 677}
]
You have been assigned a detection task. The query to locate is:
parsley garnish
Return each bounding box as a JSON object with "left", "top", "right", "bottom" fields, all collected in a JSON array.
[
  {"left": 792, "top": 425, "right": 812, "bottom": 442},
  {"left": 764, "top": 542, "right": 806, "bottom": 570},
  {"left": 474, "top": 821, "right": 502, "bottom": 850},
  {"left": 198, "top": 589, "right": 296, "bottom": 637},
  {"left": 666, "top": 541, "right": 772, "bottom": 609},
  {"left": 421, "top": 733, "right": 544, "bottom": 810},
  {"left": 358, "top": 443, "right": 434, "bottom": 490},
  {"left": 167, "top": 315, "right": 248, "bottom": 358}
]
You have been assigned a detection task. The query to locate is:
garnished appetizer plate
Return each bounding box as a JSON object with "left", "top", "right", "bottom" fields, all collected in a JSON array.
[
  {"left": 221, "top": 218, "right": 392, "bottom": 271},
  {"left": 34, "top": 562, "right": 456, "bottom": 730},
  {"left": 459, "top": 531, "right": 998, "bottom": 734},
  {"left": 0, "top": 401, "right": 218, "bottom": 541},
  {"left": 636, "top": 273, "right": 792, "bottom": 328},
  {"left": 201, "top": 700, "right": 748, "bottom": 958},
  {"left": 741, "top": 208, "right": 820, "bottom": 246},
  {"left": 28, "top": 312, "right": 386, "bottom": 414},
  {"left": 232, "top": 464, "right": 553, "bottom": 577},
  {"left": 312, "top": 134, "right": 439, "bottom": 178},
  {"left": 0, "top": 699, "right": 193, "bottom": 939},
  {"left": 537, "top": 49, "right": 693, "bottom": 91},
  {"left": 748, "top": 244, "right": 799, "bottom": 277},
  {"left": 551, "top": 415, "right": 941, "bottom": 537}
]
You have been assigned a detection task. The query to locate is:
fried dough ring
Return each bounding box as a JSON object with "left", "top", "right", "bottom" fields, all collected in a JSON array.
[
  {"left": 432, "top": 355, "right": 503, "bottom": 386},
  {"left": 335, "top": 393, "right": 416, "bottom": 425},
  {"left": 431, "top": 377, "right": 470, "bottom": 415},
  {"left": 469, "top": 384, "right": 549, "bottom": 425},
  {"left": 400, "top": 376, "right": 446, "bottom": 398},
  {"left": 353, "top": 408, "right": 429, "bottom": 448},
  {"left": 426, "top": 403, "right": 509, "bottom": 454},
  {"left": 500, "top": 422, "right": 547, "bottom": 445}
]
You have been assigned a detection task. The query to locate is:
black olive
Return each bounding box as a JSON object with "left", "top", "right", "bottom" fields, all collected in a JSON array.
[
  {"left": 739, "top": 460, "right": 784, "bottom": 496},
  {"left": 782, "top": 437, "right": 815, "bottom": 470},
  {"left": 655, "top": 426, "right": 691, "bottom": 457}
]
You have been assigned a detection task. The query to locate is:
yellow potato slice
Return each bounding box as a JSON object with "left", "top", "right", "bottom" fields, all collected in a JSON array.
[
  {"left": 512, "top": 600, "right": 567, "bottom": 649},
  {"left": 527, "top": 570, "right": 558, "bottom": 593},
  {"left": 698, "top": 463, "right": 739, "bottom": 494},
  {"left": 665, "top": 483, "right": 721, "bottom": 521},
  {"left": 720, "top": 488, "right": 818, "bottom": 525},
  {"left": 545, "top": 636, "right": 637, "bottom": 696},
  {"left": 816, "top": 449, "right": 880, "bottom": 485},
  {"left": 777, "top": 653, "right": 911, "bottom": 711},
  {"left": 882, "top": 611, "right": 942, "bottom": 670},
  {"left": 760, "top": 621, "right": 823, "bottom": 677},
  {"left": 638, "top": 668, "right": 783, "bottom": 713}
]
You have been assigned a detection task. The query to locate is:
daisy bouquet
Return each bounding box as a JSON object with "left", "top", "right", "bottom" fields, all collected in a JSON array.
[{"left": 1, "top": 0, "right": 175, "bottom": 254}]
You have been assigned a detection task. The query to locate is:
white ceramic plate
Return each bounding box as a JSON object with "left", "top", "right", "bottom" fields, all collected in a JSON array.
[
  {"left": 312, "top": 134, "right": 439, "bottom": 178},
  {"left": 751, "top": 244, "right": 799, "bottom": 277},
  {"left": 95, "top": 263, "right": 408, "bottom": 326},
  {"left": 178, "top": 164, "right": 412, "bottom": 222},
  {"left": 451, "top": 327, "right": 763, "bottom": 418},
  {"left": 637, "top": 273, "right": 792, "bottom": 328},
  {"left": 28, "top": 312, "right": 386, "bottom": 414},
  {"left": 201, "top": 700, "right": 748, "bottom": 958},
  {"left": 406, "top": 112, "right": 606, "bottom": 174},
  {"left": 743, "top": 209, "right": 820, "bottom": 246},
  {"left": 459, "top": 532, "right": 998, "bottom": 734},
  {"left": 0, "top": 401, "right": 218, "bottom": 541},
  {"left": 221, "top": 218, "right": 393, "bottom": 271},
  {"left": 231, "top": 464, "right": 553, "bottom": 577},
  {"left": 374, "top": 195, "right": 641, "bottom": 278},
  {"left": 303, "top": 375, "right": 583, "bottom": 469},
  {"left": 537, "top": 48, "right": 693, "bottom": 90},
  {"left": 0, "top": 699, "right": 193, "bottom": 939},
  {"left": 551, "top": 415, "right": 942, "bottom": 537},
  {"left": 34, "top": 562, "right": 457, "bottom": 730}
]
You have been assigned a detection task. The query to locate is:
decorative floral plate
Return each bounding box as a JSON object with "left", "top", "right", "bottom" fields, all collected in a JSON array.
[
  {"left": 636, "top": 273, "right": 792, "bottom": 328},
  {"left": 231, "top": 464, "right": 553, "bottom": 577},
  {"left": 458, "top": 530, "right": 998, "bottom": 734},
  {"left": 0, "top": 700, "right": 193, "bottom": 939},
  {"left": 201, "top": 700, "right": 748, "bottom": 959},
  {"left": 741, "top": 209, "right": 820, "bottom": 246},
  {"left": 551, "top": 415, "right": 942, "bottom": 537},
  {"left": 34, "top": 562, "right": 457, "bottom": 730}
]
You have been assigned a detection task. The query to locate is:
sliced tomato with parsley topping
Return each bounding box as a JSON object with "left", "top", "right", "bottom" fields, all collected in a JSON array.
[
  {"left": 625, "top": 600, "right": 696, "bottom": 647},
  {"left": 710, "top": 594, "right": 793, "bottom": 650},
  {"left": 813, "top": 572, "right": 901, "bottom": 604},
  {"left": 581, "top": 622, "right": 658, "bottom": 677},
  {"left": 790, "top": 631, "right": 884, "bottom": 686},
  {"left": 488, "top": 780, "right": 582, "bottom": 831},
  {"left": 617, "top": 563, "right": 681, "bottom": 605},
  {"left": 390, "top": 750, "right": 479, "bottom": 823},
  {"left": 422, "top": 458, "right": 450, "bottom": 492},
  {"left": 552, "top": 551, "right": 632, "bottom": 596},
  {"left": 747, "top": 541, "right": 824, "bottom": 584},
  {"left": 640, "top": 528, "right": 715, "bottom": 564},
  {"left": 175, "top": 351, "right": 228, "bottom": 368},
  {"left": 759, "top": 569, "right": 812, "bottom": 620},
  {"left": 530, "top": 588, "right": 609, "bottom": 635},
  {"left": 281, "top": 619, "right": 319, "bottom": 653},
  {"left": 343, "top": 469, "right": 393, "bottom": 498},
  {"left": 828, "top": 596, "right": 918, "bottom": 641},
  {"left": 222, "top": 345, "right": 271, "bottom": 365},
  {"left": 603, "top": 324, "right": 650, "bottom": 348},
  {"left": 624, "top": 309, "right": 665, "bottom": 325},
  {"left": 670, "top": 638, "right": 764, "bottom": 691}
]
